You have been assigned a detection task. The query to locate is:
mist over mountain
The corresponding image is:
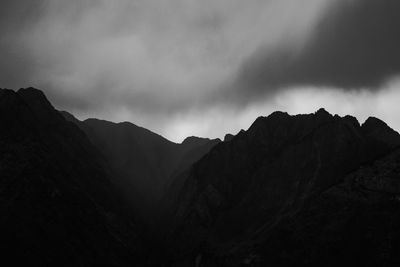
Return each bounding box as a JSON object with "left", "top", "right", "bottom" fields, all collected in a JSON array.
[{"left": 61, "top": 111, "right": 220, "bottom": 223}]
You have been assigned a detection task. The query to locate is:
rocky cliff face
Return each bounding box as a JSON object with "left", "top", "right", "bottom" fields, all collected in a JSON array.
[
  {"left": 171, "top": 108, "right": 400, "bottom": 264},
  {"left": 0, "top": 88, "right": 142, "bottom": 266}
]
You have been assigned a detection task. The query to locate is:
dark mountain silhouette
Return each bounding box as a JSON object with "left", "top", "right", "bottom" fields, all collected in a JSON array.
[
  {"left": 3, "top": 87, "right": 400, "bottom": 266},
  {"left": 61, "top": 112, "right": 220, "bottom": 221},
  {"left": 0, "top": 88, "right": 143, "bottom": 266},
  {"left": 223, "top": 133, "right": 235, "bottom": 142},
  {"left": 170, "top": 109, "right": 400, "bottom": 265}
]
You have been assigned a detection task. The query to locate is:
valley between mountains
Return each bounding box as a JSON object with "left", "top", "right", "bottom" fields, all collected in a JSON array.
[{"left": 2, "top": 87, "right": 400, "bottom": 266}]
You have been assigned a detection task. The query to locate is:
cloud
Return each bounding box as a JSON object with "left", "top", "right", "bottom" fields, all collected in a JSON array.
[
  {"left": 161, "top": 78, "right": 400, "bottom": 142},
  {"left": 232, "top": 0, "right": 400, "bottom": 103},
  {"left": 0, "top": 0, "right": 331, "bottom": 113},
  {"left": 1, "top": 0, "right": 399, "bottom": 141}
]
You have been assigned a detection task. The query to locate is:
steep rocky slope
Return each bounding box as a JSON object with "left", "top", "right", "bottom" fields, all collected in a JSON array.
[
  {"left": 0, "top": 88, "right": 142, "bottom": 266},
  {"left": 171, "top": 109, "right": 400, "bottom": 264}
]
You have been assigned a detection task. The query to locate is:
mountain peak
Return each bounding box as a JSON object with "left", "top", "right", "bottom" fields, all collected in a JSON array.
[
  {"left": 315, "top": 107, "right": 329, "bottom": 114},
  {"left": 17, "top": 87, "right": 62, "bottom": 124},
  {"left": 0, "top": 88, "right": 63, "bottom": 129},
  {"left": 248, "top": 109, "right": 335, "bottom": 137},
  {"left": 362, "top": 116, "right": 400, "bottom": 148},
  {"left": 0, "top": 88, "right": 15, "bottom": 97},
  {"left": 314, "top": 108, "right": 333, "bottom": 121},
  {"left": 362, "top": 116, "right": 388, "bottom": 129},
  {"left": 17, "top": 87, "right": 49, "bottom": 104},
  {"left": 268, "top": 110, "right": 290, "bottom": 119},
  {"left": 224, "top": 134, "right": 234, "bottom": 142},
  {"left": 18, "top": 86, "right": 43, "bottom": 93},
  {"left": 182, "top": 136, "right": 208, "bottom": 144}
]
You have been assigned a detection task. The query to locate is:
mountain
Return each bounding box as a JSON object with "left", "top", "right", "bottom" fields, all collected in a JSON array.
[
  {"left": 61, "top": 112, "right": 220, "bottom": 221},
  {"left": 0, "top": 88, "right": 143, "bottom": 266},
  {"left": 170, "top": 108, "right": 400, "bottom": 265},
  {"left": 3, "top": 87, "right": 400, "bottom": 266},
  {"left": 223, "top": 134, "right": 235, "bottom": 142}
]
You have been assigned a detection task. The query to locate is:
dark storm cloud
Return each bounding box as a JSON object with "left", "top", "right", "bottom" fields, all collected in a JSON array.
[
  {"left": 0, "top": 0, "right": 44, "bottom": 30},
  {"left": 234, "top": 0, "right": 400, "bottom": 101},
  {"left": 0, "top": 0, "right": 331, "bottom": 113},
  {"left": 2, "top": 0, "right": 399, "bottom": 141},
  {"left": 0, "top": 0, "right": 45, "bottom": 88}
]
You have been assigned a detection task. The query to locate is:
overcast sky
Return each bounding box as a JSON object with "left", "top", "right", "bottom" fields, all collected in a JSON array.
[{"left": 1, "top": 0, "right": 400, "bottom": 142}]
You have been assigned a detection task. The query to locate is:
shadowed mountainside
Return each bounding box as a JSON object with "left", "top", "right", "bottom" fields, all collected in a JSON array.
[
  {"left": 61, "top": 111, "right": 220, "bottom": 221},
  {"left": 254, "top": 146, "right": 400, "bottom": 266},
  {"left": 3, "top": 87, "right": 400, "bottom": 266},
  {"left": 170, "top": 109, "right": 400, "bottom": 265},
  {"left": 0, "top": 88, "right": 143, "bottom": 266}
]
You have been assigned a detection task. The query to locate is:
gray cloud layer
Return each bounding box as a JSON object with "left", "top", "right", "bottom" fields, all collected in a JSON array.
[
  {"left": 0, "top": 0, "right": 331, "bottom": 111},
  {"left": 1, "top": 0, "right": 399, "bottom": 140},
  {"left": 233, "top": 0, "right": 400, "bottom": 102}
]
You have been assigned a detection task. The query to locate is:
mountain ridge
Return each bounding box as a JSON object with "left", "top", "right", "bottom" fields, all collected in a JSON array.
[
  {"left": 3, "top": 87, "right": 400, "bottom": 266},
  {"left": 169, "top": 107, "right": 400, "bottom": 264},
  {"left": 61, "top": 109, "right": 221, "bottom": 223}
]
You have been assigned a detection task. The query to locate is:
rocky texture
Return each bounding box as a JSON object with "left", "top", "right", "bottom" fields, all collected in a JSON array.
[
  {"left": 0, "top": 88, "right": 142, "bottom": 266},
  {"left": 171, "top": 108, "right": 400, "bottom": 264}
]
